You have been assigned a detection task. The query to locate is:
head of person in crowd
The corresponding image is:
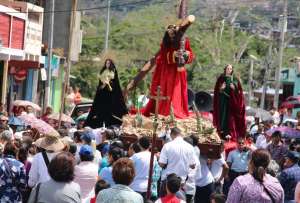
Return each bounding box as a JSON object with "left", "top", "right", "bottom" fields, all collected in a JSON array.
[
  {"left": 110, "top": 139, "right": 124, "bottom": 150},
  {"left": 48, "top": 152, "right": 75, "bottom": 183},
  {"left": 94, "top": 179, "right": 110, "bottom": 197},
  {"left": 166, "top": 173, "right": 182, "bottom": 195},
  {"left": 138, "top": 136, "right": 150, "bottom": 151},
  {"left": 283, "top": 151, "right": 300, "bottom": 169},
  {"left": 26, "top": 105, "right": 34, "bottom": 114},
  {"left": 210, "top": 193, "right": 226, "bottom": 203},
  {"left": 3, "top": 141, "right": 18, "bottom": 158},
  {"left": 17, "top": 146, "right": 29, "bottom": 164},
  {"left": 0, "top": 130, "right": 12, "bottom": 145},
  {"left": 248, "top": 149, "right": 270, "bottom": 183},
  {"left": 287, "top": 108, "right": 293, "bottom": 117},
  {"left": 18, "top": 106, "right": 26, "bottom": 115},
  {"left": 271, "top": 131, "right": 282, "bottom": 145},
  {"left": 183, "top": 136, "right": 193, "bottom": 146},
  {"left": 112, "top": 158, "right": 135, "bottom": 186},
  {"left": 45, "top": 106, "right": 53, "bottom": 116},
  {"left": 108, "top": 146, "right": 124, "bottom": 166},
  {"left": 80, "top": 131, "right": 93, "bottom": 145},
  {"left": 254, "top": 116, "right": 260, "bottom": 125},
  {"left": 0, "top": 115, "right": 8, "bottom": 126},
  {"left": 77, "top": 119, "right": 85, "bottom": 130},
  {"left": 0, "top": 124, "right": 8, "bottom": 134},
  {"left": 73, "top": 131, "right": 83, "bottom": 144},
  {"left": 34, "top": 135, "right": 65, "bottom": 153},
  {"left": 128, "top": 141, "right": 141, "bottom": 157},
  {"left": 189, "top": 134, "right": 199, "bottom": 146},
  {"left": 79, "top": 144, "right": 94, "bottom": 162},
  {"left": 102, "top": 129, "right": 115, "bottom": 142},
  {"left": 237, "top": 138, "right": 246, "bottom": 152},
  {"left": 257, "top": 123, "right": 264, "bottom": 133},
  {"left": 170, "top": 127, "right": 182, "bottom": 140},
  {"left": 69, "top": 142, "right": 77, "bottom": 156}
]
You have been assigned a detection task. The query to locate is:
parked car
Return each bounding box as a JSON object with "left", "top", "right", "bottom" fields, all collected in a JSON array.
[{"left": 70, "top": 102, "right": 92, "bottom": 120}]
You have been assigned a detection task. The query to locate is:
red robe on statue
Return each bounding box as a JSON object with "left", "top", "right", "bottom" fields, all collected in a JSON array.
[{"left": 142, "top": 38, "right": 194, "bottom": 118}]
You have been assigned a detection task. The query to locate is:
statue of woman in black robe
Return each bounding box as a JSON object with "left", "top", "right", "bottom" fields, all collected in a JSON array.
[{"left": 85, "top": 59, "right": 128, "bottom": 128}]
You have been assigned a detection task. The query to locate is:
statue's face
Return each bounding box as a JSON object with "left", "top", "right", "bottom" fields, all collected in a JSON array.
[
  {"left": 225, "top": 65, "right": 233, "bottom": 75},
  {"left": 167, "top": 25, "right": 177, "bottom": 39},
  {"left": 105, "top": 60, "right": 111, "bottom": 68}
]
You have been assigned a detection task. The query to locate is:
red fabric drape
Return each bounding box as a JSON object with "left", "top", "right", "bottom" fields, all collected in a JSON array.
[
  {"left": 142, "top": 38, "right": 194, "bottom": 119},
  {"left": 213, "top": 75, "right": 246, "bottom": 141}
]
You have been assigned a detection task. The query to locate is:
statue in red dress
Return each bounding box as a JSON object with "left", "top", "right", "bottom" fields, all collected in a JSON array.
[
  {"left": 213, "top": 64, "right": 246, "bottom": 141},
  {"left": 142, "top": 17, "right": 195, "bottom": 118}
]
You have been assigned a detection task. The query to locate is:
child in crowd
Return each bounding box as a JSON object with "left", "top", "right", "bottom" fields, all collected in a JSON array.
[
  {"left": 155, "top": 173, "right": 186, "bottom": 203},
  {"left": 88, "top": 179, "right": 110, "bottom": 203},
  {"left": 210, "top": 193, "right": 226, "bottom": 203}
]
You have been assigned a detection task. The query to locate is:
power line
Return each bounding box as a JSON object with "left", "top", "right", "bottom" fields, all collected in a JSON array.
[{"left": 0, "top": 0, "right": 172, "bottom": 14}]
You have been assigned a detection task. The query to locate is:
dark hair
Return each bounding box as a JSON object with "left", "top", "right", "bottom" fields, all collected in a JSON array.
[
  {"left": 272, "top": 131, "right": 282, "bottom": 138},
  {"left": 190, "top": 134, "right": 199, "bottom": 146},
  {"left": 170, "top": 127, "right": 181, "bottom": 137},
  {"left": 110, "top": 140, "right": 124, "bottom": 149},
  {"left": 3, "top": 142, "right": 18, "bottom": 157},
  {"left": 162, "top": 26, "right": 181, "bottom": 49},
  {"left": 109, "top": 147, "right": 124, "bottom": 163},
  {"left": 69, "top": 143, "right": 77, "bottom": 155},
  {"left": 100, "top": 59, "right": 116, "bottom": 74},
  {"left": 138, "top": 136, "right": 150, "bottom": 149},
  {"left": 112, "top": 158, "right": 135, "bottom": 185},
  {"left": 251, "top": 149, "right": 270, "bottom": 183},
  {"left": 104, "top": 129, "right": 116, "bottom": 140},
  {"left": 184, "top": 136, "right": 193, "bottom": 146},
  {"left": 94, "top": 179, "right": 110, "bottom": 195},
  {"left": 18, "top": 146, "right": 28, "bottom": 164},
  {"left": 80, "top": 153, "right": 94, "bottom": 162},
  {"left": 166, "top": 173, "right": 181, "bottom": 194},
  {"left": 210, "top": 193, "right": 226, "bottom": 203},
  {"left": 73, "top": 131, "right": 82, "bottom": 143},
  {"left": 48, "top": 152, "right": 75, "bottom": 182},
  {"left": 130, "top": 142, "right": 141, "bottom": 153}
]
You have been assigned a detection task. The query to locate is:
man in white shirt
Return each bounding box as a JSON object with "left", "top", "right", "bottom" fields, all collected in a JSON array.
[
  {"left": 159, "top": 127, "right": 196, "bottom": 198},
  {"left": 130, "top": 136, "right": 155, "bottom": 198},
  {"left": 194, "top": 155, "right": 215, "bottom": 203},
  {"left": 256, "top": 132, "right": 269, "bottom": 149}
]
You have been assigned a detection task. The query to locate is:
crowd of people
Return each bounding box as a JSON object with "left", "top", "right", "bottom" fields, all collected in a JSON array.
[{"left": 0, "top": 103, "right": 300, "bottom": 203}]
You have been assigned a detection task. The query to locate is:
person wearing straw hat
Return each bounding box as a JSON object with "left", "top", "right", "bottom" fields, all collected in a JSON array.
[{"left": 28, "top": 135, "right": 65, "bottom": 187}]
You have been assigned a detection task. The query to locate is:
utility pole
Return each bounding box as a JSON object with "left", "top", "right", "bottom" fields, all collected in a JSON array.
[
  {"left": 248, "top": 55, "right": 257, "bottom": 106},
  {"left": 260, "top": 44, "right": 273, "bottom": 109},
  {"left": 104, "top": 0, "right": 111, "bottom": 51},
  {"left": 274, "top": 0, "right": 288, "bottom": 108},
  {"left": 58, "top": 0, "right": 77, "bottom": 128},
  {"left": 44, "top": 0, "right": 55, "bottom": 111}
]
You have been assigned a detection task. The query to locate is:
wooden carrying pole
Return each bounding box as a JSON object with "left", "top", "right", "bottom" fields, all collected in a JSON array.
[{"left": 146, "top": 86, "right": 168, "bottom": 199}]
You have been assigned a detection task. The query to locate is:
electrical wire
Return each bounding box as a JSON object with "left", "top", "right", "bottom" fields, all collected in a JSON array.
[{"left": 0, "top": 0, "right": 172, "bottom": 14}]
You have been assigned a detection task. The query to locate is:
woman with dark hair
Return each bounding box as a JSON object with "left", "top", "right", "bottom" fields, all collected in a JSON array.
[
  {"left": 98, "top": 147, "right": 124, "bottom": 186},
  {"left": 85, "top": 59, "right": 128, "bottom": 128},
  {"left": 213, "top": 64, "right": 246, "bottom": 141},
  {"left": 28, "top": 152, "right": 81, "bottom": 203},
  {"left": 226, "top": 149, "right": 284, "bottom": 203}
]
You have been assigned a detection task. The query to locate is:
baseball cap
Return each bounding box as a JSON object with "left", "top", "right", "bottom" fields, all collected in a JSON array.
[
  {"left": 80, "top": 131, "right": 93, "bottom": 144},
  {"left": 79, "top": 145, "right": 93, "bottom": 158}
]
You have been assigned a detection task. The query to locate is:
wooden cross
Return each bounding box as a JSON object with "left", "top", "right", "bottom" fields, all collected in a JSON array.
[
  {"left": 146, "top": 86, "right": 168, "bottom": 199},
  {"left": 149, "top": 86, "right": 168, "bottom": 122}
]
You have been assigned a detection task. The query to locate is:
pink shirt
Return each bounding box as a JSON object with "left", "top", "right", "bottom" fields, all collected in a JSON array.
[
  {"left": 74, "top": 161, "right": 98, "bottom": 200},
  {"left": 226, "top": 173, "right": 284, "bottom": 203}
]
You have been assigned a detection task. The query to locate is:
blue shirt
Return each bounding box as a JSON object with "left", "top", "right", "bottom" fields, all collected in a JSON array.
[
  {"left": 278, "top": 164, "right": 300, "bottom": 200},
  {"left": 0, "top": 157, "right": 27, "bottom": 203},
  {"left": 96, "top": 184, "right": 143, "bottom": 203},
  {"left": 99, "top": 166, "right": 115, "bottom": 186},
  {"left": 227, "top": 149, "right": 250, "bottom": 172}
]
